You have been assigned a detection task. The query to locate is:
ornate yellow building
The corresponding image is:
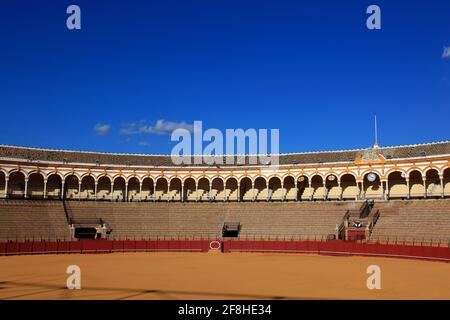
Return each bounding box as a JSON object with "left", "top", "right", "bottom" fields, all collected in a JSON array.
[{"left": 0, "top": 141, "right": 449, "bottom": 202}]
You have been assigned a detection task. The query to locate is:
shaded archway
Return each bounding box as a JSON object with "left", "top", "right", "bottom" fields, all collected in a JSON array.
[
  {"left": 113, "top": 176, "right": 126, "bottom": 202},
  {"left": 225, "top": 178, "right": 238, "bottom": 201},
  {"left": 141, "top": 177, "right": 154, "bottom": 201},
  {"left": 363, "top": 172, "right": 382, "bottom": 199},
  {"left": 27, "top": 172, "right": 45, "bottom": 199},
  {"left": 64, "top": 174, "right": 79, "bottom": 199},
  {"left": 340, "top": 174, "right": 358, "bottom": 200},
  {"left": 298, "top": 176, "right": 310, "bottom": 201},
  {"left": 128, "top": 177, "right": 140, "bottom": 201},
  {"left": 409, "top": 170, "right": 425, "bottom": 198},
  {"left": 97, "top": 176, "right": 111, "bottom": 201},
  {"left": 184, "top": 177, "right": 196, "bottom": 201},
  {"left": 47, "top": 174, "right": 62, "bottom": 199},
  {"left": 425, "top": 169, "right": 442, "bottom": 198},
  {"left": 169, "top": 178, "right": 182, "bottom": 201},
  {"left": 197, "top": 177, "right": 210, "bottom": 201},
  {"left": 254, "top": 177, "right": 267, "bottom": 201},
  {"left": 268, "top": 177, "right": 282, "bottom": 201},
  {"left": 80, "top": 175, "right": 95, "bottom": 200},
  {"left": 311, "top": 175, "right": 325, "bottom": 200},
  {"left": 240, "top": 177, "right": 253, "bottom": 201},
  {"left": 155, "top": 177, "right": 168, "bottom": 201},
  {"left": 325, "top": 174, "right": 340, "bottom": 200},
  {"left": 444, "top": 168, "right": 450, "bottom": 198},
  {"left": 387, "top": 171, "right": 407, "bottom": 199},
  {"left": 211, "top": 177, "right": 224, "bottom": 201},
  {"left": 0, "top": 171, "right": 5, "bottom": 198},
  {"left": 8, "top": 171, "right": 25, "bottom": 198},
  {"left": 284, "top": 176, "right": 297, "bottom": 201}
]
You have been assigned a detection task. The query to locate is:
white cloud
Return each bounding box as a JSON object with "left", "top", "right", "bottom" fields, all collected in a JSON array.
[
  {"left": 121, "top": 119, "right": 194, "bottom": 135},
  {"left": 94, "top": 123, "right": 111, "bottom": 136},
  {"left": 138, "top": 141, "right": 151, "bottom": 147},
  {"left": 443, "top": 46, "right": 450, "bottom": 59}
]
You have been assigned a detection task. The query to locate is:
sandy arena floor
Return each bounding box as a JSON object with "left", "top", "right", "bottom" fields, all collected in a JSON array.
[{"left": 0, "top": 252, "right": 449, "bottom": 300}]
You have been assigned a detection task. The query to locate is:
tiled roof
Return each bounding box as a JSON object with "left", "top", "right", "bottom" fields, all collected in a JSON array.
[{"left": 0, "top": 141, "right": 449, "bottom": 167}]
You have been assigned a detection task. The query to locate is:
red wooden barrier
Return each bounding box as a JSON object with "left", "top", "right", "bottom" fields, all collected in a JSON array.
[
  {"left": 1, "top": 239, "right": 449, "bottom": 262},
  {"left": 19, "top": 242, "right": 33, "bottom": 254}
]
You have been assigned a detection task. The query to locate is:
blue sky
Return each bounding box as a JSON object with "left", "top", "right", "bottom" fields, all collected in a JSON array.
[{"left": 0, "top": 0, "right": 449, "bottom": 154}]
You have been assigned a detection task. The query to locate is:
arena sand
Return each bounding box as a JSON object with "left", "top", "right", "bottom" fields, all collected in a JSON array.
[{"left": 0, "top": 252, "right": 449, "bottom": 300}]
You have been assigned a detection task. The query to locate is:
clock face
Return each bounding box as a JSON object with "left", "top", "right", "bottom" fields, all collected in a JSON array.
[{"left": 367, "top": 173, "right": 377, "bottom": 182}]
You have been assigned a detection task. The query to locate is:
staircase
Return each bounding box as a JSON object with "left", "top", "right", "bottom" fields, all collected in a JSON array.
[{"left": 339, "top": 201, "right": 380, "bottom": 241}]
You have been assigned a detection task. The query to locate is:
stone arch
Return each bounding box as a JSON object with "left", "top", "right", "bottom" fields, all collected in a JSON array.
[
  {"left": 0, "top": 170, "right": 5, "bottom": 198},
  {"left": 325, "top": 174, "right": 340, "bottom": 200},
  {"left": 283, "top": 175, "right": 297, "bottom": 201},
  {"left": 80, "top": 175, "right": 95, "bottom": 200},
  {"left": 444, "top": 167, "right": 450, "bottom": 198},
  {"left": 240, "top": 176, "right": 253, "bottom": 201},
  {"left": 254, "top": 176, "right": 268, "bottom": 201},
  {"left": 197, "top": 177, "right": 210, "bottom": 201},
  {"left": 225, "top": 177, "right": 238, "bottom": 201},
  {"left": 211, "top": 176, "right": 225, "bottom": 201},
  {"left": 46, "top": 173, "right": 62, "bottom": 199},
  {"left": 141, "top": 177, "right": 154, "bottom": 201},
  {"left": 169, "top": 177, "right": 182, "bottom": 201},
  {"left": 297, "top": 175, "right": 310, "bottom": 201},
  {"left": 311, "top": 174, "right": 325, "bottom": 200},
  {"left": 64, "top": 174, "right": 79, "bottom": 199},
  {"left": 387, "top": 171, "right": 407, "bottom": 199},
  {"left": 363, "top": 171, "right": 383, "bottom": 199},
  {"left": 340, "top": 173, "right": 358, "bottom": 200},
  {"left": 155, "top": 177, "right": 169, "bottom": 201},
  {"left": 27, "top": 172, "right": 45, "bottom": 199},
  {"left": 128, "top": 176, "right": 140, "bottom": 201},
  {"left": 184, "top": 177, "right": 196, "bottom": 201},
  {"left": 97, "top": 176, "right": 111, "bottom": 200},
  {"left": 112, "top": 176, "right": 126, "bottom": 202},
  {"left": 425, "top": 168, "right": 442, "bottom": 197},
  {"left": 7, "top": 171, "right": 26, "bottom": 198},
  {"left": 409, "top": 170, "right": 425, "bottom": 198},
  {"left": 268, "top": 176, "right": 282, "bottom": 201}
]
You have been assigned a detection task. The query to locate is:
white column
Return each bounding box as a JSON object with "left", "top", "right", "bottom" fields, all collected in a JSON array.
[
  {"left": 125, "top": 183, "right": 128, "bottom": 202},
  {"left": 139, "top": 181, "right": 143, "bottom": 202},
  {"left": 110, "top": 183, "right": 114, "bottom": 201},
  {"left": 167, "top": 183, "right": 170, "bottom": 202},
  {"left": 60, "top": 181, "right": 65, "bottom": 200},
  {"left": 78, "top": 182, "right": 82, "bottom": 200},
  {"left": 24, "top": 178, "right": 29, "bottom": 199},
  {"left": 338, "top": 179, "right": 342, "bottom": 200},
  {"left": 153, "top": 183, "right": 156, "bottom": 202},
  {"left": 223, "top": 182, "right": 226, "bottom": 202},
  {"left": 440, "top": 175, "right": 444, "bottom": 198},
  {"left": 251, "top": 181, "right": 255, "bottom": 201},
  {"left": 423, "top": 176, "right": 427, "bottom": 198},
  {"left": 43, "top": 179, "right": 47, "bottom": 199},
  {"left": 4, "top": 177, "right": 8, "bottom": 198},
  {"left": 295, "top": 180, "right": 299, "bottom": 201},
  {"left": 237, "top": 184, "right": 240, "bottom": 202},
  {"left": 406, "top": 179, "right": 410, "bottom": 199},
  {"left": 281, "top": 182, "right": 284, "bottom": 201},
  {"left": 195, "top": 182, "right": 198, "bottom": 202},
  {"left": 323, "top": 180, "right": 326, "bottom": 200},
  {"left": 181, "top": 184, "right": 184, "bottom": 202},
  {"left": 94, "top": 181, "right": 98, "bottom": 201},
  {"left": 383, "top": 180, "right": 387, "bottom": 200},
  {"left": 209, "top": 182, "right": 212, "bottom": 201}
]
